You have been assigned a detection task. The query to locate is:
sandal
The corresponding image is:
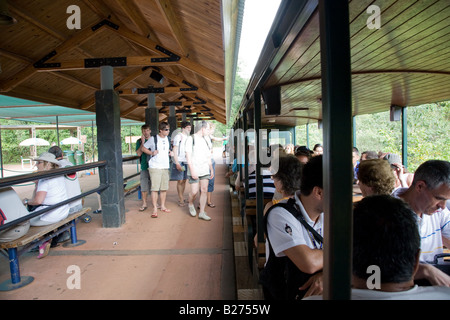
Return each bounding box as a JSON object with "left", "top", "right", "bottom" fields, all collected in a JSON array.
[
  {"left": 37, "top": 241, "right": 51, "bottom": 259},
  {"left": 207, "top": 203, "right": 216, "bottom": 208},
  {"left": 139, "top": 206, "right": 147, "bottom": 212},
  {"left": 160, "top": 208, "right": 171, "bottom": 213},
  {"left": 151, "top": 211, "right": 158, "bottom": 218},
  {"left": 178, "top": 200, "right": 187, "bottom": 207}
]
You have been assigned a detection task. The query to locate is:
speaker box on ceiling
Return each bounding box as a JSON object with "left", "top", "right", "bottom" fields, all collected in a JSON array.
[{"left": 263, "top": 86, "right": 281, "bottom": 115}]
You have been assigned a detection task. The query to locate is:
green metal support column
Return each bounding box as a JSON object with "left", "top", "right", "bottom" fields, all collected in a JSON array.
[
  {"left": 319, "top": 0, "right": 353, "bottom": 300},
  {"left": 402, "top": 107, "right": 408, "bottom": 169},
  {"left": 306, "top": 123, "right": 310, "bottom": 148},
  {"left": 243, "top": 109, "right": 249, "bottom": 196},
  {"left": 254, "top": 88, "right": 264, "bottom": 245},
  {"left": 352, "top": 116, "right": 357, "bottom": 147}
]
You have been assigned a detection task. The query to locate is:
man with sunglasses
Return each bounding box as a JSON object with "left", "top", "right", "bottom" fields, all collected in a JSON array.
[
  {"left": 392, "top": 160, "right": 450, "bottom": 286},
  {"left": 140, "top": 122, "right": 173, "bottom": 218}
]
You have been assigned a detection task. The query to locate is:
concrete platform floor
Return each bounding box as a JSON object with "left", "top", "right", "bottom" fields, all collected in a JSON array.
[{"left": 0, "top": 152, "right": 236, "bottom": 300}]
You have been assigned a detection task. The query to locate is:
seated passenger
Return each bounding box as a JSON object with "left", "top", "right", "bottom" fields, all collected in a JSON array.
[
  {"left": 284, "top": 144, "right": 295, "bottom": 155},
  {"left": 294, "top": 146, "right": 312, "bottom": 164},
  {"left": 312, "top": 144, "right": 323, "bottom": 156},
  {"left": 306, "top": 195, "right": 450, "bottom": 300},
  {"left": 236, "top": 166, "right": 275, "bottom": 199},
  {"left": 351, "top": 195, "right": 449, "bottom": 299},
  {"left": 357, "top": 159, "right": 396, "bottom": 197},
  {"left": 261, "top": 155, "right": 324, "bottom": 300},
  {"left": 360, "top": 150, "right": 378, "bottom": 161},
  {"left": 48, "top": 146, "right": 82, "bottom": 214},
  {"left": 392, "top": 160, "right": 450, "bottom": 286},
  {"left": 383, "top": 152, "right": 413, "bottom": 189},
  {"left": 26, "top": 152, "right": 70, "bottom": 226},
  {"left": 352, "top": 147, "right": 360, "bottom": 183},
  {"left": 25, "top": 152, "right": 70, "bottom": 258},
  {"left": 267, "top": 154, "right": 302, "bottom": 207},
  {"left": 256, "top": 155, "right": 302, "bottom": 247},
  {"left": 0, "top": 187, "right": 30, "bottom": 242}
]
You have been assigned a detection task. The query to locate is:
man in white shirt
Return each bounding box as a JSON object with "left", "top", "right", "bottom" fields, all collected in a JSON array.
[
  {"left": 171, "top": 121, "right": 191, "bottom": 207},
  {"left": 391, "top": 160, "right": 450, "bottom": 286},
  {"left": 262, "top": 155, "right": 324, "bottom": 299},
  {"left": 305, "top": 195, "right": 450, "bottom": 300},
  {"left": 185, "top": 121, "right": 214, "bottom": 221},
  {"left": 141, "top": 122, "right": 173, "bottom": 218}
]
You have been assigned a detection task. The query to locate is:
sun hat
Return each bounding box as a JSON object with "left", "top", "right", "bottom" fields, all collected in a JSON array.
[
  {"left": 383, "top": 153, "right": 402, "bottom": 166},
  {"left": 33, "top": 152, "right": 62, "bottom": 166}
]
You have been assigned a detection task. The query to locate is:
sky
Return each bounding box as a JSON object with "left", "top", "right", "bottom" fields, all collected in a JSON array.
[{"left": 237, "top": 0, "right": 281, "bottom": 79}]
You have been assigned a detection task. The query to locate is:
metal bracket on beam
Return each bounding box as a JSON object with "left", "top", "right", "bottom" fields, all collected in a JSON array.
[
  {"left": 85, "top": 57, "right": 127, "bottom": 68},
  {"left": 92, "top": 19, "right": 119, "bottom": 32},
  {"left": 34, "top": 62, "right": 61, "bottom": 69},
  {"left": 162, "top": 101, "right": 183, "bottom": 107},
  {"left": 181, "top": 80, "right": 198, "bottom": 91},
  {"left": 154, "top": 45, "right": 180, "bottom": 61},
  {"left": 33, "top": 50, "right": 58, "bottom": 68},
  {"left": 137, "top": 87, "right": 165, "bottom": 94}
]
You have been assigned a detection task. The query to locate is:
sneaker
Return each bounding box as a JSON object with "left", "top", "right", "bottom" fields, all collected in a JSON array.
[
  {"left": 37, "top": 241, "right": 51, "bottom": 259},
  {"left": 188, "top": 204, "right": 197, "bottom": 217},
  {"left": 198, "top": 212, "right": 211, "bottom": 221}
]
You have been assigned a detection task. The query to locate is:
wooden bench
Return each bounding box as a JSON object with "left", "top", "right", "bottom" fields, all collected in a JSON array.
[
  {"left": 124, "top": 179, "right": 141, "bottom": 198},
  {"left": 244, "top": 198, "right": 272, "bottom": 271},
  {"left": 0, "top": 207, "right": 90, "bottom": 291}
]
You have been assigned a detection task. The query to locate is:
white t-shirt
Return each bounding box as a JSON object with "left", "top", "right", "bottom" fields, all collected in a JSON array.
[
  {"left": 143, "top": 135, "right": 171, "bottom": 169},
  {"left": 185, "top": 134, "right": 212, "bottom": 177},
  {"left": 173, "top": 132, "right": 188, "bottom": 163},
  {"left": 58, "top": 158, "right": 82, "bottom": 210},
  {"left": 35, "top": 177, "right": 70, "bottom": 223},
  {"left": 266, "top": 191, "right": 323, "bottom": 260},
  {"left": 304, "top": 285, "right": 450, "bottom": 300},
  {"left": 392, "top": 187, "right": 450, "bottom": 262}
]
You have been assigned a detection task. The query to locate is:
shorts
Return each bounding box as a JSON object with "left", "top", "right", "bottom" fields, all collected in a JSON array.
[
  {"left": 188, "top": 174, "right": 210, "bottom": 184},
  {"left": 140, "top": 169, "right": 151, "bottom": 192},
  {"left": 149, "top": 168, "right": 170, "bottom": 191},
  {"left": 170, "top": 162, "right": 188, "bottom": 181}
]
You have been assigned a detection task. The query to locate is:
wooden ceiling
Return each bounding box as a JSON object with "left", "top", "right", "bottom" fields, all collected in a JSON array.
[
  {"left": 0, "top": 0, "right": 230, "bottom": 125},
  {"left": 239, "top": 0, "right": 450, "bottom": 127}
]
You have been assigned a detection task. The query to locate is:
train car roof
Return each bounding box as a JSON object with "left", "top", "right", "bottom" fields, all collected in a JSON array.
[{"left": 236, "top": 0, "right": 450, "bottom": 127}]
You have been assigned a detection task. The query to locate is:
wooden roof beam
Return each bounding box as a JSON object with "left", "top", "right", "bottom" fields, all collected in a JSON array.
[
  {"left": 150, "top": 68, "right": 225, "bottom": 109},
  {"left": 107, "top": 22, "right": 224, "bottom": 83},
  {"left": 0, "top": 20, "right": 101, "bottom": 92}
]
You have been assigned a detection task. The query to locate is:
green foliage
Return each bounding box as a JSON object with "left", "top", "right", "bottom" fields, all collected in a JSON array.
[{"left": 294, "top": 102, "right": 449, "bottom": 172}]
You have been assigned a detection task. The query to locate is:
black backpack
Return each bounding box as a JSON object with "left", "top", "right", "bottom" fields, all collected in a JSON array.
[{"left": 259, "top": 198, "right": 323, "bottom": 300}]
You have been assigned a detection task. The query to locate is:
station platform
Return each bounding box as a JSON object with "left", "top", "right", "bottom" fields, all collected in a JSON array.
[{"left": 0, "top": 150, "right": 236, "bottom": 300}]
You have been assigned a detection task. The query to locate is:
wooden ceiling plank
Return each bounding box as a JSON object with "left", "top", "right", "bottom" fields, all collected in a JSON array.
[
  {"left": 155, "top": 0, "right": 190, "bottom": 57},
  {"left": 0, "top": 20, "right": 101, "bottom": 92}
]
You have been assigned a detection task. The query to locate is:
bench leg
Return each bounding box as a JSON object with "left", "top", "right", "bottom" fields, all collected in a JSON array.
[
  {"left": 0, "top": 248, "right": 34, "bottom": 291},
  {"left": 62, "top": 219, "right": 86, "bottom": 248}
]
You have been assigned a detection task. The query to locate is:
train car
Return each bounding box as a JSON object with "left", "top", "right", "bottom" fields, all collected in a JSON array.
[{"left": 229, "top": 0, "right": 450, "bottom": 300}]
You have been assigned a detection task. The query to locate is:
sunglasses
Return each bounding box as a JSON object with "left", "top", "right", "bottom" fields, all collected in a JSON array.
[{"left": 163, "top": 128, "right": 170, "bottom": 131}]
